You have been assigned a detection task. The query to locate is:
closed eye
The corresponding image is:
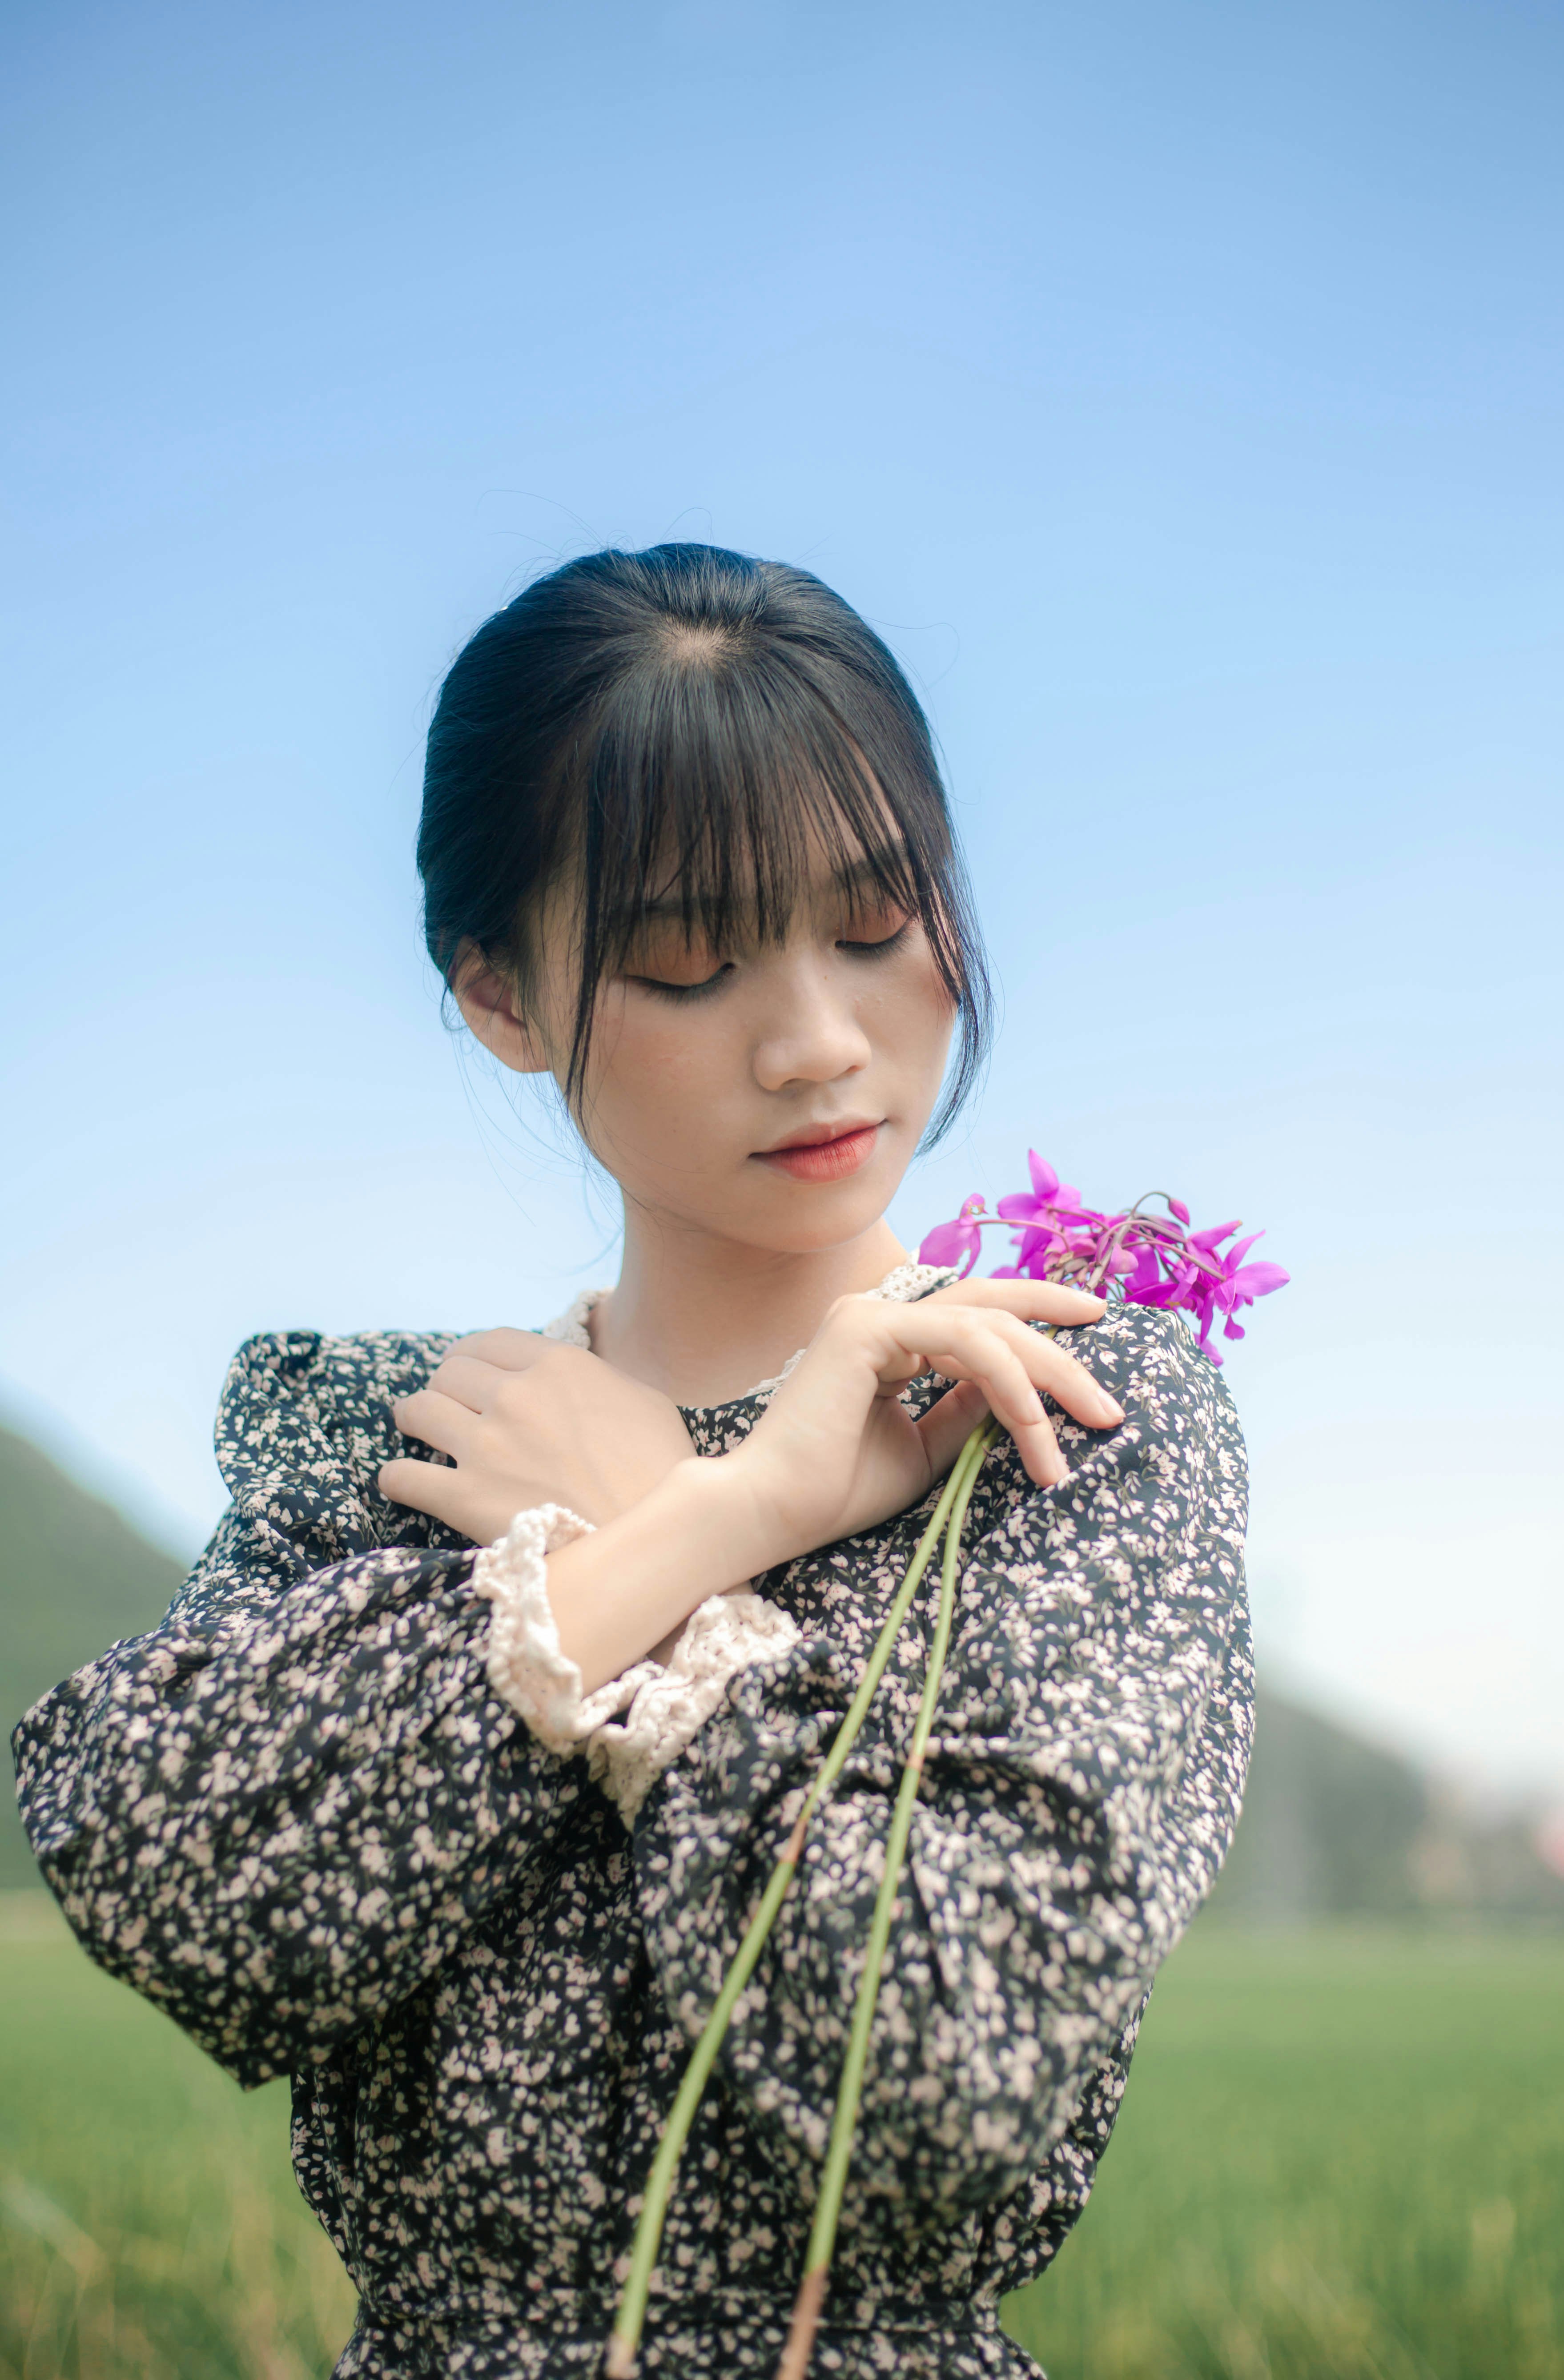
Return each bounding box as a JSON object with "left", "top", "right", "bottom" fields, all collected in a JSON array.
[
  {"left": 838, "top": 920, "right": 913, "bottom": 959},
  {"left": 628, "top": 962, "right": 736, "bottom": 1001}
]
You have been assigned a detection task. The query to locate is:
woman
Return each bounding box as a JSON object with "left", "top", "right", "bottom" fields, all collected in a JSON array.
[{"left": 13, "top": 545, "right": 1252, "bottom": 2380}]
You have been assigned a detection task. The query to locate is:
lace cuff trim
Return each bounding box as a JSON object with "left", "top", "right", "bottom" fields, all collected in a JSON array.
[{"left": 471, "top": 1506, "right": 801, "bottom": 1826}]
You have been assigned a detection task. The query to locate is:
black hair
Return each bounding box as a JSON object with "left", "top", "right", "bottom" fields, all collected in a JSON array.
[{"left": 417, "top": 543, "right": 991, "bottom": 1141}]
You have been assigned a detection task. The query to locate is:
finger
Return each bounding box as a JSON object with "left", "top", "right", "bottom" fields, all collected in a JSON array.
[
  {"left": 959, "top": 1346, "right": 1069, "bottom": 1488},
  {"left": 909, "top": 1316, "right": 1069, "bottom": 1483},
  {"left": 928, "top": 1277, "right": 1106, "bottom": 1325},
  {"left": 914, "top": 1379, "right": 990, "bottom": 1477},
  {"left": 391, "top": 1388, "right": 478, "bottom": 1459},
  {"left": 1007, "top": 1410, "right": 1067, "bottom": 1488},
  {"left": 378, "top": 1455, "right": 467, "bottom": 1526},
  {"left": 422, "top": 1354, "right": 504, "bottom": 1415},
  {"left": 933, "top": 1275, "right": 1104, "bottom": 1333},
  {"left": 991, "top": 1318, "right": 1125, "bottom": 1428},
  {"left": 885, "top": 1309, "right": 1124, "bottom": 1434},
  {"left": 442, "top": 1327, "right": 548, "bottom": 1372}
]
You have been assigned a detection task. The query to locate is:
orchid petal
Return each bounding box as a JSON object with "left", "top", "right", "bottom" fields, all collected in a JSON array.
[
  {"left": 1027, "top": 1151, "right": 1060, "bottom": 1202},
  {"left": 1229, "top": 1261, "right": 1290, "bottom": 1299},
  {"left": 919, "top": 1220, "right": 978, "bottom": 1269},
  {"left": 1123, "top": 1246, "right": 1162, "bottom": 1298}
]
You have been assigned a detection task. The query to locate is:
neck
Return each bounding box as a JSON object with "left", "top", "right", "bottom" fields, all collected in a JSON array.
[{"left": 587, "top": 1205, "right": 913, "bottom": 1404}]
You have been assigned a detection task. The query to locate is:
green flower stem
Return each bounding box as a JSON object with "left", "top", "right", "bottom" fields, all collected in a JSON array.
[
  {"left": 605, "top": 1451, "right": 980, "bottom": 2379},
  {"left": 775, "top": 1418, "right": 997, "bottom": 2380}
]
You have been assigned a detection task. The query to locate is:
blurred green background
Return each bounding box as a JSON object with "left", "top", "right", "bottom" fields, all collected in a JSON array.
[
  {"left": 6, "top": 1420, "right": 1563, "bottom": 2379},
  {"left": 5, "top": 1902, "right": 1560, "bottom": 2380}
]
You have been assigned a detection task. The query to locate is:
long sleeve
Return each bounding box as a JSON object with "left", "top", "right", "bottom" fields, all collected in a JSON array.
[
  {"left": 11, "top": 1330, "right": 578, "bottom": 2088},
  {"left": 633, "top": 1303, "right": 1252, "bottom": 2217}
]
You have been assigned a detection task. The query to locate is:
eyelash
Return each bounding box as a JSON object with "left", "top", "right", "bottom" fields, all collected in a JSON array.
[
  {"left": 632, "top": 921, "right": 913, "bottom": 1001},
  {"left": 634, "top": 964, "right": 734, "bottom": 1004},
  {"left": 841, "top": 919, "right": 913, "bottom": 962}
]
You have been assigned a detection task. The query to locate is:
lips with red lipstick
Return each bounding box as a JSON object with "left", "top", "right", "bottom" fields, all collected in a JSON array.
[{"left": 752, "top": 1120, "right": 883, "bottom": 1182}]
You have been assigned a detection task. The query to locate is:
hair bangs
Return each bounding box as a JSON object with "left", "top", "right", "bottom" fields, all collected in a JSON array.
[
  {"left": 419, "top": 544, "right": 992, "bottom": 1144},
  {"left": 555, "top": 638, "right": 978, "bottom": 1126}
]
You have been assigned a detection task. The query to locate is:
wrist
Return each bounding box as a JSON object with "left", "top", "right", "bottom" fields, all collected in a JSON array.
[
  {"left": 540, "top": 1452, "right": 790, "bottom": 1697},
  {"left": 658, "top": 1451, "right": 792, "bottom": 1589}
]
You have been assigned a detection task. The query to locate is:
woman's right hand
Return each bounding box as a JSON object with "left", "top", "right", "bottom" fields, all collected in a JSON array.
[
  {"left": 381, "top": 1331, "right": 697, "bottom": 1544},
  {"left": 724, "top": 1277, "right": 1121, "bottom": 1569}
]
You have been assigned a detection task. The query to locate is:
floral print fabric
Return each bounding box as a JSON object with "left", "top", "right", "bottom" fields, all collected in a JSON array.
[
  {"left": 472, "top": 1502, "right": 803, "bottom": 1825},
  {"left": 12, "top": 1289, "right": 1252, "bottom": 2379}
]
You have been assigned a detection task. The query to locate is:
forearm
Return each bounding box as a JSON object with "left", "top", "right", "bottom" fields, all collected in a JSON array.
[
  {"left": 543, "top": 1455, "right": 781, "bottom": 1696},
  {"left": 15, "top": 1544, "right": 562, "bottom": 2086}
]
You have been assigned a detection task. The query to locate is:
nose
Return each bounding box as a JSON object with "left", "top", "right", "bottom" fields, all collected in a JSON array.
[{"left": 751, "top": 952, "right": 873, "bottom": 1091}]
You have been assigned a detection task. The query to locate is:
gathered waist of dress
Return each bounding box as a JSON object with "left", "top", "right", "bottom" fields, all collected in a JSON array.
[{"left": 336, "top": 2284, "right": 1033, "bottom": 2380}]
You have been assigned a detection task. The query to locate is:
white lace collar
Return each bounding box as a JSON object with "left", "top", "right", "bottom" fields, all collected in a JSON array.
[{"left": 539, "top": 1259, "right": 957, "bottom": 1407}]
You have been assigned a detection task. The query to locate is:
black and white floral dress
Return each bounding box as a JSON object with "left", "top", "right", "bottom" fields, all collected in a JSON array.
[{"left": 12, "top": 1265, "right": 1252, "bottom": 2380}]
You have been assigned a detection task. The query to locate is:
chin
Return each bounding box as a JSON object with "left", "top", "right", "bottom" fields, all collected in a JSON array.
[{"left": 748, "top": 1172, "right": 905, "bottom": 1254}]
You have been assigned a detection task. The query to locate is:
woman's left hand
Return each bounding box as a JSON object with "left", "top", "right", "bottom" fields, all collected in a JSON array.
[{"left": 379, "top": 1330, "right": 697, "bottom": 1544}]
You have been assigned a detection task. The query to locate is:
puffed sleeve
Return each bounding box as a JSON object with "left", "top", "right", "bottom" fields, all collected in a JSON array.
[
  {"left": 10, "top": 1331, "right": 581, "bottom": 2089},
  {"left": 633, "top": 1303, "right": 1253, "bottom": 2216}
]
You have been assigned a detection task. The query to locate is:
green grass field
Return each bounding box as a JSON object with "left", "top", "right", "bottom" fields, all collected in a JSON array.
[{"left": 2, "top": 1898, "right": 1559, "bottom": 2380}]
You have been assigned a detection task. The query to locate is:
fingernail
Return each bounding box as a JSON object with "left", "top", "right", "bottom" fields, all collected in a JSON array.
[{"left": 1099, "top": 1395, "right": 1125, "bottom": 1423}]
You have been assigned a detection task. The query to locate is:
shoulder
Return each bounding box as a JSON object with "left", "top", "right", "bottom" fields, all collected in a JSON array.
[
  {"left": 955, "top": 1301, "right": 1250, "bottom": 1632},
  {"left": 215, "top": 1328, "right": 457, "bottom": 1486},
  {"left": 221, "top": 1327, "right": 458, "bottom": 1412},
  {"left": 961, "top": 1299, "right": 1247, "bottom": 1544},
  {"left": 1051, "top": 1299, "right": 1242, "bottom": 1446},
  {"left": 219, "top": 1327, "right": 457, "bottom": 1434}
]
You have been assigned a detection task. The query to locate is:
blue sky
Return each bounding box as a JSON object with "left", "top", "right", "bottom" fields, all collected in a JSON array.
[{"left": 4, "top": 0, "right": 1560, "bottom": 1803}]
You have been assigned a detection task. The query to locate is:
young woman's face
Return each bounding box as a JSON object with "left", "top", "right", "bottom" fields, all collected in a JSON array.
[{"left": 464, "top": 846, "right": 957, "bottom": 1256}]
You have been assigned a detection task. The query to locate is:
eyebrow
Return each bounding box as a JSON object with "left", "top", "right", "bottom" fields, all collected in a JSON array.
[{"left": 628, "top": 847, "right": 913, "bottom": 925}]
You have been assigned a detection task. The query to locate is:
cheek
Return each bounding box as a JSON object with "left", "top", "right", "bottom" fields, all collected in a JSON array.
[
  {"left": 862, "top": 945, "right": 957, "bottom": 1071},
  {"left": 582, "top": 997, "right": 737, "bottom": 1139},
  {"left": 624, "top": 1010, "right": 727, "bottom": 1093}
]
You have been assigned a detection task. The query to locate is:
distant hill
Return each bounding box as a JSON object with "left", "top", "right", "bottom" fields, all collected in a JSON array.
[
  {"left": 4, "top": 1422, "right": 1561, "bottom": 1921},
  {"left": 1, "top": 1426, "right": 186, "bottom": 1886},
  {"left": 1212, "top": 1685, "right": 1564, "bottom": 1926}
]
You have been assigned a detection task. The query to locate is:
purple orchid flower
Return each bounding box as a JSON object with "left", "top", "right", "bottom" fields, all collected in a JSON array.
[
  {"left": 918, "top": 1193, "right": 988, "bottom": 1278},
  {"left": 995, "top": 1151, "right": 1089, "bottom": 1232},
  {"left": 920, "top": 1158, "right": 1289, "bottom": 1362},
  {"left": 993, "top": 1152, "right": 1103, "bottom": 1279},
  {"left": 1187, "top": 1230, "right": 1291, "bottom": 1362}
]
